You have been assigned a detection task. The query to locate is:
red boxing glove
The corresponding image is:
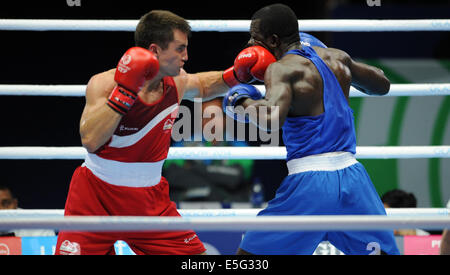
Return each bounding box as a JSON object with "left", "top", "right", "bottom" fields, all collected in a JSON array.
[
  {"left": 222, "top": 46, "right": 276, "bottom": 87},
  {"left": 107, "top": 47, "right": 159, "bottom": 115}
]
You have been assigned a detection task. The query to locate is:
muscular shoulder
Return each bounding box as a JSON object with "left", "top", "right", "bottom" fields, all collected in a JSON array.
[
  {"left": 314, "top": 47, "right": 352, "bottom": 96},
  {"left": 267, "top": 57, "right": 306, "bottom": 82},
  {"left": 315, "top": 47, "right": 352, "bottom": 76},
  {"left": 172, "top": 69, "right": 188, "bottom": 99},
  {"left": 315, "top": 47, "right": 351, "bottom": 67},
  {"left": 269, "top": 53, "right": 322, "bottom": 98},
  {"left": 86, "top": 69, "right": 117, "bottom": 98},
  {"left": 173, "top": 69, "right": 188, "bottom": 89}
]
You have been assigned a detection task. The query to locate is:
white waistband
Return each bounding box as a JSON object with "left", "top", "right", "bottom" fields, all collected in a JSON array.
[
  {"left": 82, "top": 153, "right": 163, "bottom": 187},
  {"left": 286, "top": 152, "right": 358, "bottom": 175}
]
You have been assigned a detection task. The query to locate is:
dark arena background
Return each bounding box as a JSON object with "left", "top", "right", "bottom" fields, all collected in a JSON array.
[{"left": 1, "top": 0, "right": 449, "bottom": 211}]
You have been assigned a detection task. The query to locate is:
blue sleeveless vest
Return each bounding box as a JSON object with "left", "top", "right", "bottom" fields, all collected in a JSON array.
[{"left": 281, "top": 46, "right": 356, "bottom": 161}]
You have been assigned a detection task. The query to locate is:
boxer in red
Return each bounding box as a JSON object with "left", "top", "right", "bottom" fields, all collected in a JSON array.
[{"left": 55, "top": 10, "right": 275, "bottom": 255}]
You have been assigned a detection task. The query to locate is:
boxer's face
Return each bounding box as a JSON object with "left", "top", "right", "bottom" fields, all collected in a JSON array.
[
  {"left": 248, "top": 20, "right": 266, "bottom": 48},
  {"left": 153, "top": 29, "right": 188, "bottom": 77},
  {"left": 248, "top": 20, "right": 277, "bottom": 57}
]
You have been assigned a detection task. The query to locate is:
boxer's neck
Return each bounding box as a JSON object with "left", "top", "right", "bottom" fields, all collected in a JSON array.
[{"left": 139, "top": 78, "right": 164, "bottom": 104}]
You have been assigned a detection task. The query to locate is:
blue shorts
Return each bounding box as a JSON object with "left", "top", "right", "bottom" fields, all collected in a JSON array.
[{"left": 240, "top": 153, "right": 400, "bottom": 255}]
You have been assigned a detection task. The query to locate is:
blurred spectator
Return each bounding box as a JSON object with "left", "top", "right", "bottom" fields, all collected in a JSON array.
[
  {"left": 381, "top": 189, "right": 417, "bottom": 208},
  {"left": 381, "top": 189, "right": 429, "bottom": 236},
  {"left": 0, "top": 185, "right": 18, "bottom": 210},
  {"left": 0, "top": 185, "right": 55, "bottom": 237}
]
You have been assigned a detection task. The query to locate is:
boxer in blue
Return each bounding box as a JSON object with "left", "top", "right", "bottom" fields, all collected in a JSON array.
[{"left": 223, "top": 4, "right": 400, "bottom": 255}]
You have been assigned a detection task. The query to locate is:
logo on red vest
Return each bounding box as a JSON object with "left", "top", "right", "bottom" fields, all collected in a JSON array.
[
  {"left": 59, "top": 240, "right": 81, "bottom": 255},
  {"left": 163, "top": 118, "right": 175, "bottom": 132}
]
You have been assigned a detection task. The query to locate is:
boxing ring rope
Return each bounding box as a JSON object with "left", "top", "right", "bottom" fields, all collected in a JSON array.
[
  {"left": 1, "top": 209, "right": 447, "bottom": 232},
  {"left": 1, "top": 208, "right": 448, "bottom": 218},
  {"left": 0, "top": 146, "right": 449, "bottom": 160},
  {"left": 1, "top": 83, "right": 450, "bottom": 97},
  {"left": 1, "top": 19, "right": 450, "bottom": 32},
  {"left": 0, "top": 215, "right": 449, "bottom": 232}
]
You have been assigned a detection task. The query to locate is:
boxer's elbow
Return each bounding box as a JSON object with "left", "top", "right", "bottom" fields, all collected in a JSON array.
[
  {"left": 80, "top": 130, "right": 104, "bottom": 153},
  {"left": 372, "top": 69, "right": 390, "bottom": 95},
  {"left": 81, "top": 135, "right": 101, "bottom": 153},
  {"left": 369, "top": 76, "right": 390, "bottom": 96},
  {"left": 82, "top": 143, "right": 99, "bottom": 154},
  {"left": 378, "top": 74, "right": 390, "bottom": 95}
]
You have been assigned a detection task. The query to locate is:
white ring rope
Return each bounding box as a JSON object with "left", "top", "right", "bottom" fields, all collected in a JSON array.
[
  {"left": 1, "top": 209, "right": 447, "bottom": 232},
  {"left": 0, "top": 146, "right": 449, "bottom": 160},
  {"left": 1, "top": 84, "right": 449, "bottom": 97},
  {"left": 0, "top": 215, "right": 449, "bottom": 232},
  {"left": 0, "top": 85, "right": 86, "bottom": 97},
  {"left": 0, "top": 208, "right": 448, "bottom": 219},
  {"left": 1, "top": 19, "right": 450, "bottom": 32}
]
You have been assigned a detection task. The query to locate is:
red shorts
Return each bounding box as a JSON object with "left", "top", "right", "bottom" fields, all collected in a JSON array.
[{"left": 55, "top": 166, "right": 205, "bottom": 255}]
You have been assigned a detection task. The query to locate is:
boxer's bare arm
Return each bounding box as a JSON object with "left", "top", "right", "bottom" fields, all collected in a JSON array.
[
  {"left": 241, "top": 62, "right": 293, "bottom": 130},
  {"left": 349, "top": 60, "right": 390, "bottom": 95},
  {"left": 80, "top": 69, "right": 122, "bottom": 153},
  {"left": 174, "top": 69, "right": 229, "bottom": 102},
  {"left": 334, "top": 50, "right": 390, "bottom": 96}
]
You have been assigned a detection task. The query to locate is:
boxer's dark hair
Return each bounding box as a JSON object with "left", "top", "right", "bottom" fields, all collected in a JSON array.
[
  {"left": 251, "top": 4, "right": 299, "bottom": 45},
  {"left": 135, "top": 10, "right": 191, "bottom": 50}
]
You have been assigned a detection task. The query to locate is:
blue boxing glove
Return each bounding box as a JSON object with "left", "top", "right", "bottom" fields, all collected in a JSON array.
[
  {"left": 300, "top": 32, "right": 327, "bottom": 48},
  {"left": 223, "top": 84, "right": 263, "bottom": 123}
]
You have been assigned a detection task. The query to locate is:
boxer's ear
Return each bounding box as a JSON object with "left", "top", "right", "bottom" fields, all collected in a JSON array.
[
  {"left": 266, "top": 34, "right": 280, "bottom": 48},
  {"left": 148, "top": 44, "right": 159, "bottom": 56}
]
